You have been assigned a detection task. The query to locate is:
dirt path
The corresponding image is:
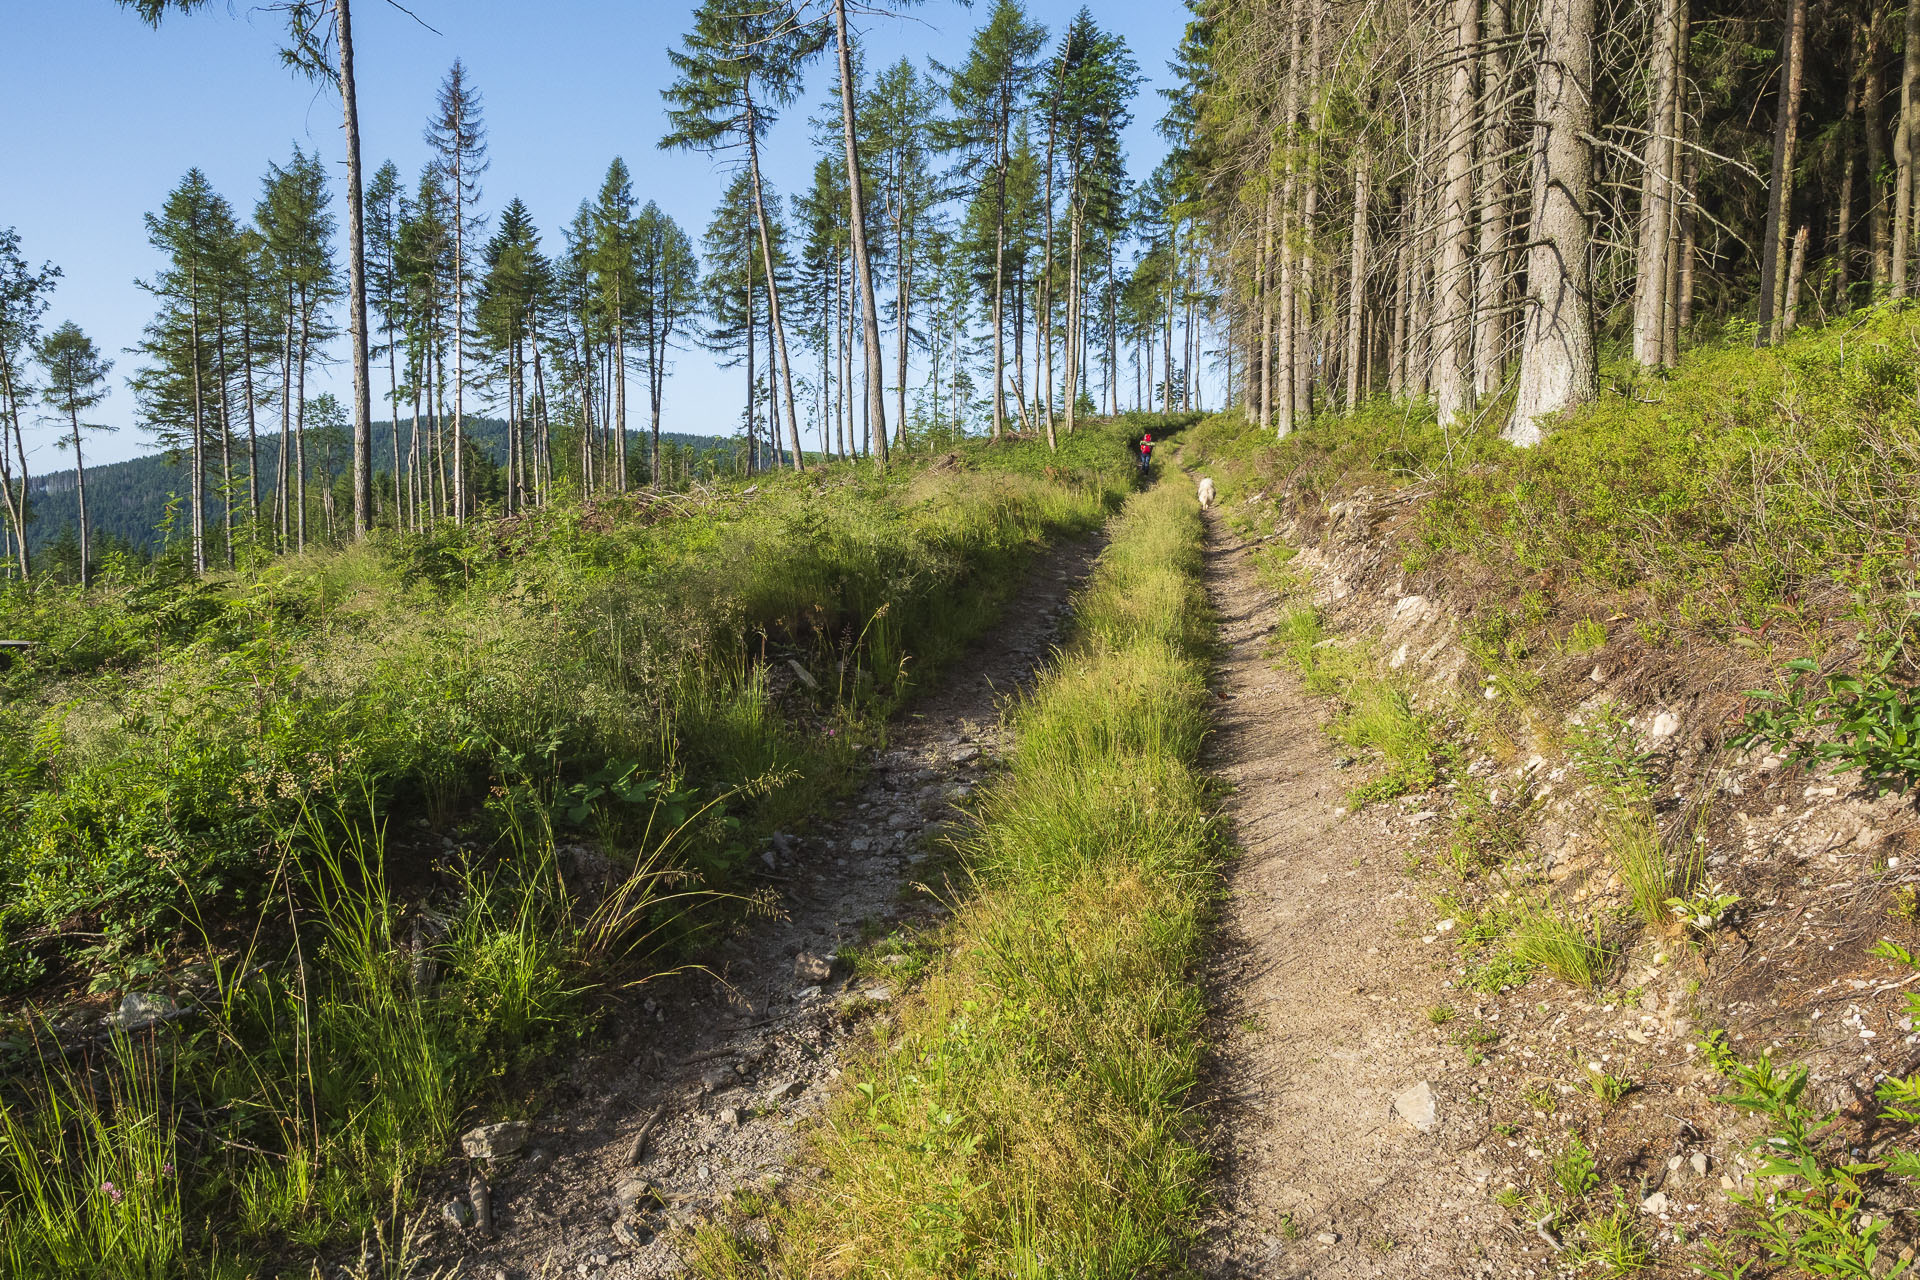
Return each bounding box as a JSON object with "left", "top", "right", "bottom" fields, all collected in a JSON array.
[
  {"left": 1195, "top": 509, "right": 1533, "bottom": 1278},
  {"left": 433, "top": 534, "right": 1105, "bottom": 1280}
]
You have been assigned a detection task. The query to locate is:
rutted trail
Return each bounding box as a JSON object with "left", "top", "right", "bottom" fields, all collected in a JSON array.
[
  {"left": 437, "top": 534, "right": 1105, "bottom": 1280},
  {"left": 1196, "top": 509, "right": 1525, "bottom": 1278}
]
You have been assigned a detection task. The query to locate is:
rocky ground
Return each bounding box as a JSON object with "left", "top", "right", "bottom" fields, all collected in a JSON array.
[
  {"left": 414, "top": 535, "right": 1105, "bottom": 1280},
  {"left": 1194, "top": 476, "right": 1920, "bottom": 1278},
  {"left": 1195, "top": 506, "right": 1533, "bottom": 1277}
]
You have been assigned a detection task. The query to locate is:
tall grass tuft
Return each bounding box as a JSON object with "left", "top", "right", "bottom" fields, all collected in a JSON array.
[
  {"left": 1507, "top": 897, "right": 1617, "bottom": 990},
  {"left": 0, "top": 1032, "right": 183, "bottom": 1278}
]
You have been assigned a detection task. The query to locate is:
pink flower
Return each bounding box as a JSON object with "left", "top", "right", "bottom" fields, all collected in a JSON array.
[
  {"left": 100, "top": 1181, "right": 123, "bottom": 1204},
  {"left": 161, "top": 1163, "right": 174, "bottom": 1176}
]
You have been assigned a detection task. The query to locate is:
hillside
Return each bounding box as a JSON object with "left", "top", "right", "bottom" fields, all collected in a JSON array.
[{"left": 19, "top": 420, "right": 733, "bottom": 554}]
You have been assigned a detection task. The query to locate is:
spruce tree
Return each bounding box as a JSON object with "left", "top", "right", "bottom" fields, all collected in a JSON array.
[
  {"left": 37, "top": 322, "right": 114, "bottom": 588},
  {"left": 589, "top": 160, "right": 638, "bottom": 492},
  {"left": 662, "top": 0, "right": 823, "bottom": 472},
  {"left": 134, "top": 169, "right": 236, "bottom": 573},
  {"left": 865, "top": 58, "right": 942, "bottom": 451},
  {"left": 365, "top": 159, "right": 406, "bottom": 522},
  {"left": 256, "top": 148, "right": 340, "bottom": 551},
  {"left": 0, "top": 229, "right": 59, "bottom": 578},
  {"left": 474, "top": 197, "right": 549, "bottom": 511},
  {"left": 632, "top": 202, "right": 699, "bottom": 488},
  {"left": 425, "top": 60, "right": 488, "bottom": 520},
  {"left": 938, "top": 0, "right": 1047, "bottom": 440},
  {"left": 120, "top": 0, "right": 377, "bottom": 540},
  {"left": 398, "top": 167, "right": 452, "bottom": 525}
]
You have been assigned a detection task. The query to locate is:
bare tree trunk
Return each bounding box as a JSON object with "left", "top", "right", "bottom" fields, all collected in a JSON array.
[
  {"left": 1295, "top": 1, "right": 1322, "bottom": 425},
  {"left": 1837, "top": 68, "right": 1858, "bottom": 311},
  {"left": 1899, "top": 0, "right": 1918, "bottom": 297},
  {"left": 1632, "top": 0, "right": 1680, "bottom": 365},
  {"left": 0, "top": 349, "right": 29, "bottom": 577},
  {"left": 295, "top": 295, "right": 309, "bottom": 551},
  {"left": 831, "top": 0, "right": 887, "bottom": 465},
  {"left": 1041, "top": 60, "right": 1062, "bottom": 434},
  {"left": 1783, "top": 224, "right": 1809, "bottom": 333},
  {"left": 1758, "top": 0, "right": 1804, "bottom": 339},
  {"left": 71, "top": 415, "right": 88, "bottom": 589},
  {"left": 1678, "top": 149, "right": 1697, "bottom": 333},
  {"left": 1663, "top": 8, "right": 1688, "bottom": 363},
  {"left": 337, "top": 0, "right": 374, "bottom": 539},
  {"left": 1507, "top": 0, "right": 1597, "bottom": 446},
  {"left": 1867, "top": 5, "right": 1891, "bottom": 292},
  {"left": 746, "top": 125, "right": 807, "bottom": 471},
  {"left": 1344, "top": 152, "right": 1370, "bottom": 410},
  {"left": 189, "top": 262, "right": 206, "bottom": 573},
  {"left": 1064, "top": 206, "right": 1082, "bottom": 437},
  {"left": 451, "top": 171, "right": 467, "bottom": 518},
  {"left": 1260, "top": 184, "right": 1275, "bottom": 429},
  {"left": 1473, "top": 0, "right": 1513, "bottom": 398},
  {"left": 1434, "top": 0, "right": 1477, "bottom": 422},
  {"left": 1388, "top": 227, "right": 1409, "bottom": 398}
]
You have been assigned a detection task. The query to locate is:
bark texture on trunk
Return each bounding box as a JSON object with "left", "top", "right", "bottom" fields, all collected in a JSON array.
[
  {"left": 1433, "top": 0, "right": 1478, "bottom": 423},
  {"left": 337, "top": 0, "right": 374, "bottom": 538},
  {"left": 1631, "top": 0, "right": 1681, "bottom": 366},
  {"left": 1507, "top": 0, "right": 1597, "bottom": 447},
  {"left": 1758, "top": 0, "right": 1809, "bottom": 331},
  {"left": 832, "top": 0, "right": 887, "bottom": 465},
  {"left": 1473, "top": 0, "right": 1513, "bottom": 398}
]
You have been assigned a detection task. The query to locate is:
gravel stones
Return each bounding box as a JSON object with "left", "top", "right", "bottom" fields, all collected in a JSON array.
[{"left": 793, "top": 951, "right": 835, "bottom": 982}]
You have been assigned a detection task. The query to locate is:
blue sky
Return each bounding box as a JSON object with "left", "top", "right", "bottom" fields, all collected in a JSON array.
[{"left": 5, "top": 0, "right": 1188, "bottom": 468}]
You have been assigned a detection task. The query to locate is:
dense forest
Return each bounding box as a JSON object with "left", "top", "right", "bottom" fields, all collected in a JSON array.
[{"left": 1174, "top": 0, "right": 1920, "bottom": 442}]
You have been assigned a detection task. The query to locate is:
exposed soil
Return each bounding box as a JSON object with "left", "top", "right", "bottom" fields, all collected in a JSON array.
[
  {"left": 1195, "top": 507, "right": 1532, "bottom": 1277},
  {"left": 422, "top": 533, "right": 1106, "bottom": 1280},
  {"left": 1192, "top": 481, "right": 1920, "bottom": 1278}
]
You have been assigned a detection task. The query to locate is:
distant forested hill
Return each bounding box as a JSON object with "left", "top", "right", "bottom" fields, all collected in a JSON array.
[{"left": 22, "top": 418, "right": 732, "bottom": 552}]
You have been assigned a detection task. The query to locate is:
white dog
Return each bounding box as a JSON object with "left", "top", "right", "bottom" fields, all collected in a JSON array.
[{"left": 1196, "top": 475, "right": 1216, "bottom": 508}]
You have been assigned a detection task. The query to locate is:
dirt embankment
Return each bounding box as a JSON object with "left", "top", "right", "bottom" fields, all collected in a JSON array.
[{"left": 1193, "top": 478, "right": 1918, "bottom": 1277}]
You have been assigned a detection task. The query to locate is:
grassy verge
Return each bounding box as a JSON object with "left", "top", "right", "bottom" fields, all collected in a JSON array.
[
  {"left": 0, "top": 432, "right": 1135, "bottom": 1276},
  {"left": 693, "top": 478, "right": 1216, "bottom": 1276}
]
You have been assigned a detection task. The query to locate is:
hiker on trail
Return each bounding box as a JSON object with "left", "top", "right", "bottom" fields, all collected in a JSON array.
[{"left": 1138, "top": 432, "right": 1154, "bottom": 473}]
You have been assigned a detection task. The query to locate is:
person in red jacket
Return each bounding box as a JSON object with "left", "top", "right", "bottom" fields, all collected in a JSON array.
[{"left": 1138, "top": 431, "right": 1154, "bottom": 472}]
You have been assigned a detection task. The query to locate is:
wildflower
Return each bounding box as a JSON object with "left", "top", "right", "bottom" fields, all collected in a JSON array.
[
  {"left": 100, "top": 1180, "right": 123, "bottom": 1204},
  {"left": 161, "top": 1163, "right": 173, "bottom": 1176}
]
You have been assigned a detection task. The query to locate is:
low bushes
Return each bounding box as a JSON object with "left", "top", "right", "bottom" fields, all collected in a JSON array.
[{"left": 0, "top": 431, "right": 1136, "bottom": 1275}]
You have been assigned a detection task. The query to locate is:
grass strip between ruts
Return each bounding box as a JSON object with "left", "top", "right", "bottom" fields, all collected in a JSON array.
[{"left": 694, "top": 477, "right": 1219, "bottom": 1278}]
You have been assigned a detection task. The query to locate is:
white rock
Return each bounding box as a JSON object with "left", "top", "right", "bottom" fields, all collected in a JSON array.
[
  {"left": 1641, "top": 1191, "right": 1670, "bottom": 1215},
  {"left": 1393, "top": 1081, "right": 1438, "bottom": 1132},
  {"left": 106, "top": 992, "right": 178, "bottom": 1031},
  {"left": 459, "top": 1121, "right": 529, "bottom": 1161},
  {"left": 1649, "top": 711, "right": 1681, "bottom": 739},
  {"left": 1691, "top": 1152, "right": 1711, "bottom": 1178}
]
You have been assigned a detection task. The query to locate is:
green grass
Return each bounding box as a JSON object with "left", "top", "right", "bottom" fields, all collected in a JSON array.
[
  {"left": 1178, "top": 307, "right": 1920, "bottom": 788},
  {"left": 0, "top": 429, "right": 1141, "bottom": 1275},
  {"left": 691, "top": 479, "right": 1216, "bottom": 1277},
  {"left": 1506, "top": 899, "right": 1616, "bottom": 990}
]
